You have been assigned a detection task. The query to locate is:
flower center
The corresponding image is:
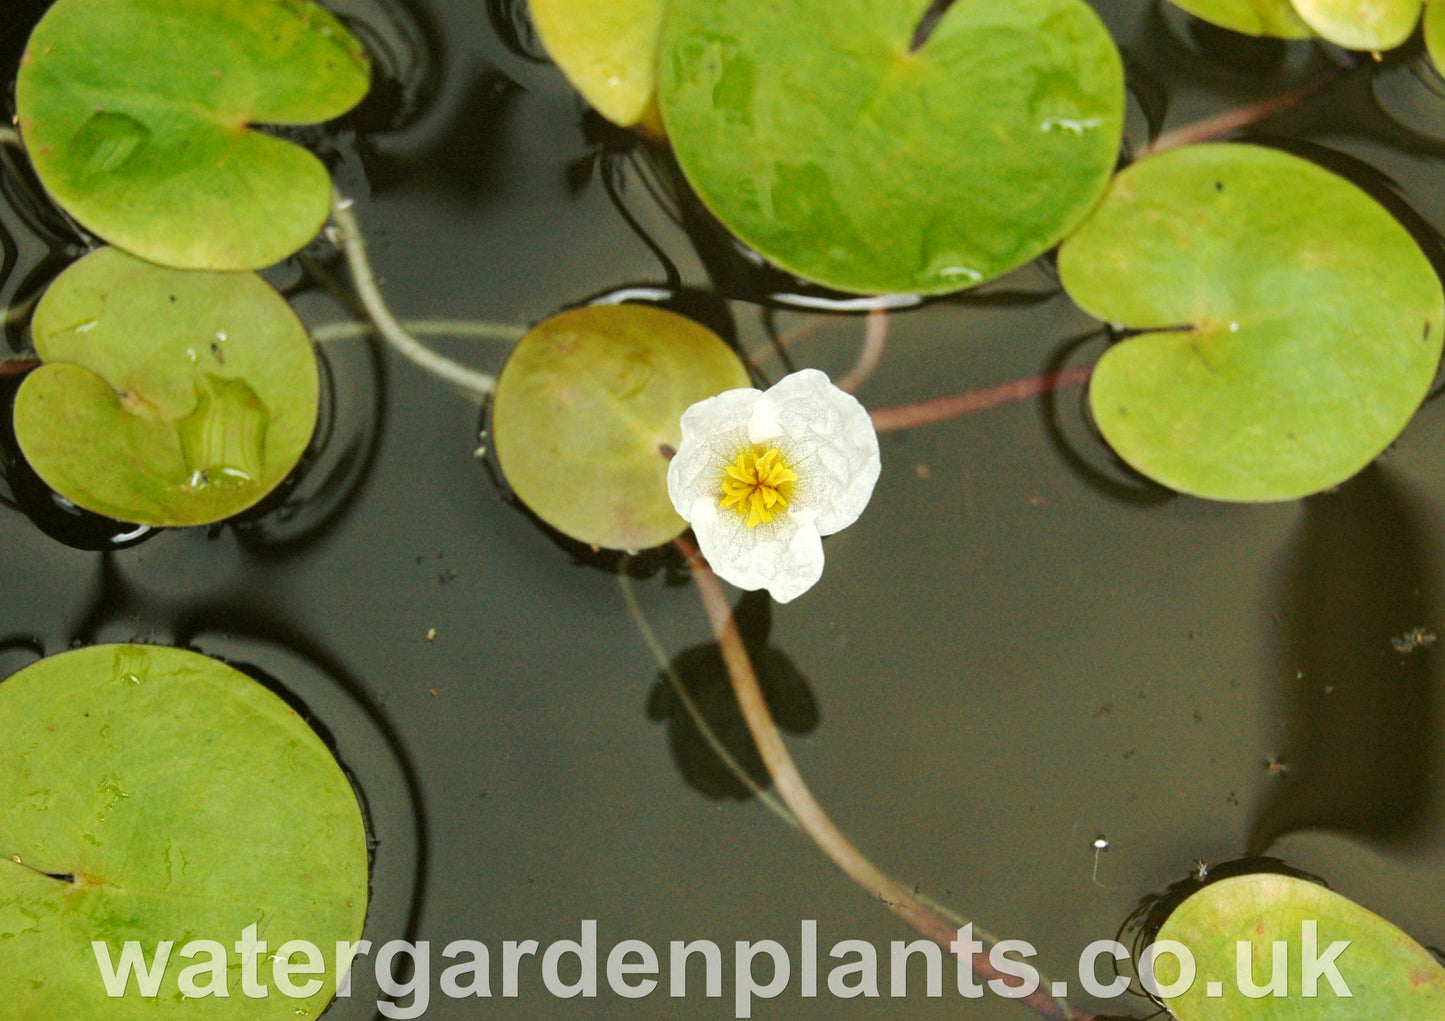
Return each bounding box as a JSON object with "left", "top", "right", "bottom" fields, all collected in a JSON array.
[{"left": 719, "top": 447, "right": 798, "bottom": 528}]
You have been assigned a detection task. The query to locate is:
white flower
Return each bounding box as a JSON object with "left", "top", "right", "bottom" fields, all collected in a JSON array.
[{"left": 667, "top": 368, "right": 880, "bottom": 603}]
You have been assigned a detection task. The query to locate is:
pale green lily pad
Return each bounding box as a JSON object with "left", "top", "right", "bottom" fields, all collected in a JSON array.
[
  {"left": 1057, "top": 143, "right": 1443, "bottom": 502},
  {"left": 15, "top": 247, "right": 320, "bottom": 526},
  {"left": 1425, "top": 0, "right": 1445, "bottom": 73},
  {"left": 1153, "top": 874, "right": 1445, "bottom": 1018},
  {"left": 16, "top": 0, "right": 369, "bottom": 270},
  {"left": 658, "top": 0, "right": 1124, "bottom": 295},
  {"left": 1166, "top": 0, "right": 1314, "bottom": 37},
  {"left": 1290, "top": 0, "right": 1422, "bottom": 50},
  {"left": 530, "top": 0, "right": 666, "bottom": 129},
  {"left": 0, "top": 644, "right": 368, "bottom": 1018},
  {"left": 493, "top": 304, "right": 750, "bottom": 550}
]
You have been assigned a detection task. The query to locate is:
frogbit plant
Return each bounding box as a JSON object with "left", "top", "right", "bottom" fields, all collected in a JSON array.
[
  {"left": 1170, "top": 0, "right": 1445, "bottom": 58},
  {"left": 667, "top": 369, "right": 880, "bottom": 603},
  {"left": 15, "top": 0, "right": 369, "bottom": 271}
]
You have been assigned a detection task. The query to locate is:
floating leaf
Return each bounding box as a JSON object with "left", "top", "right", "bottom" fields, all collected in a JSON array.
[
  {"left": 529, "top": 0, "right": 666, "bottom": 129},
  {"left": 15, "top": 246, "right": 320, "bottom": 526},
  {"left": 1057, "top": 143, "right": 1443, "bottom": 502},
  {"left": 492, "top": 304, "right": 750, "bottom": 550},
  {"left": 1290, "top": 0, "right": 1422, "bottom": 50},
  {"left": 1165, "top": 0, "right": 1314, "bottom": 37},
  {"left": 658, "top": 0, "right": 1124, "bottom": 295},
  {"left": 16, "top": 0, "right": 369, "bottom": 269},
  {"left": 1426, "top": 0, "right": 1445, "bottom": 73},
  {"left": 1153, "top": 873, "right": 1445, "bottom": 1019},
  {"left": 0, "top": 644, "right": 368, "bottom": 1018}
]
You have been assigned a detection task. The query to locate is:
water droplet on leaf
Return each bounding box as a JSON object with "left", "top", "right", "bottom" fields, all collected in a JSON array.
[
  {"left": 68, "top": 111, "right": 151, "bottom": 173},
  {"left": 176, "top": 374, "right": 269, "bottom": 490}
]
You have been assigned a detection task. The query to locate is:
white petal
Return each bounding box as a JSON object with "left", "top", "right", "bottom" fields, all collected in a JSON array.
[
  {"left": 750, "top": 368, "right": 880, "bottom": 535},
  {"left": 667, "top": 387, "right": 760, "bottom": 521},
  {"left": 689, "top": 497, "right": 825, "bottom": 603}
]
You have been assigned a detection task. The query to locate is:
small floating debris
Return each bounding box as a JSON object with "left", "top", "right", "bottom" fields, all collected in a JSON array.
[{"left": 1391, "top": 627, "right": 1437, "bottom": 654}]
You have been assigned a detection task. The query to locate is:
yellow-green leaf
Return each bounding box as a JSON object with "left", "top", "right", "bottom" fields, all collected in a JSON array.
[
  {"left": 15, "top": 247, "right": 319, "bottom": 526},
  {"left": 1290, "top": 0, "right": 1423, "bottom": 50},
  {"left": 529, "top": 0, "right": 666, "bottom": 129},
  {"left": 493, "top": 304, "right": 750, "bottom": 550},
  {"left": 1058, "top": 144, "right": 1443, "bottom": 502},
  {"left": 16, "top": 0, "right": 369, "bottom": 269},
  {"left": 1166, "top": 0, "right": 1315, "bottom": 37},
  {"left": 1154, "top": 874, "right": 1445, "bottom": 1019},
  {"left": 0, "top": 644, "right": 369, "bottom": 1019}
]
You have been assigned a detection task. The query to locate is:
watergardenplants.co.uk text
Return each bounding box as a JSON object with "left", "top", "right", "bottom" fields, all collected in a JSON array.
[{"left": 92, "top": 919, "right": 1354, "bottom": 1018}]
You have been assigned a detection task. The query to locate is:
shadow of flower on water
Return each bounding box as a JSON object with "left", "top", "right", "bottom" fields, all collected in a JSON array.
[
  {"left": 1249, "top": 465, "right": 1440, "bottom": 853},
  {"left": 647, "top": 588, "right": 820, "bottom": 800}
]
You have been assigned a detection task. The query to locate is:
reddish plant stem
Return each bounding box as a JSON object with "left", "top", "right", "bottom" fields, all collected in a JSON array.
[
  {"left": 0, "top": 356, "right": 39, "bottom": 377},
  {"left": 676, "top": 535, "right": 1102, "bottom": 1021},
  {"left": 869, "top": 364, "right": 1093, "bottom": 433},
  {"left": 1147, "top": 64, "right": 1348, "bottom": 155}
]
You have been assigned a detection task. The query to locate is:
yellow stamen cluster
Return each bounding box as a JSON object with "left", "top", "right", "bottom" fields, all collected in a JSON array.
[{"left": 720, "top": 447, "right": 798, "bottom": 527}]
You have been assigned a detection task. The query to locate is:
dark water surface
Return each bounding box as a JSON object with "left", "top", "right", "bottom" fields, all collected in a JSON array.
[{"left": 2, "top": 1, "right": 1444, "bottom": 1018}]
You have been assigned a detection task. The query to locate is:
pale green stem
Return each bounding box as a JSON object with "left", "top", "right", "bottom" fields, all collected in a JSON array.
[
  {"left": 836, "top": 308, "right": 888, "bottom": 393},
  {"left": 311, "top": 319, "right": 526, "bottom": 345},
  {"left": 0, "top": 127, "right": 19, "bottom": 147},
  {"left": 618, "top": 572, "right": 798, "bottom": 828},
  {"left": 328, "top": 190, "right": 497, "bottom": 397}
]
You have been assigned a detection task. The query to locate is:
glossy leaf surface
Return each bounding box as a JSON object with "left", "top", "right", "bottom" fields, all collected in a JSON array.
[
  {"left": 1058, "top": 144, "right": 1443, "bottom": 502},
  {"left": 16, "top": 0, "right": 369, "bottom": 269},
  {"left": 0, "top": 644, "right": 368, "bottom": 1018},
  {"left": 1155, "top": 873, "right": 1445, "bottom": 1019},
  {"left": 659, "top": 0, "right": 1125, "bottom": 295},
  {"left": 15, "top": 247, "right": 320, "bottom": 526},
  {"left": 493, "top": 304, "right": 750, "bottom": 550}
]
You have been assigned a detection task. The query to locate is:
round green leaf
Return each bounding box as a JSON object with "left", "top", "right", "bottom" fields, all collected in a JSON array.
[
  {"left": 1153, "top": 874, "right": 1445, "bottom": 1019},
  {"left": 1165, "top": 0, "right": 1315, "bottom": 37},
  {"left": 530, "top": 0, "right": 666, "bottom": 129},
  {"left": 15, "top": 246, "right": 321, "bottom": 526},
  {"left": 658, "top": 0, "right": 1124, "bottom": 296},
  {"left": 0, "top": 644, "right": 368, "bottom": 1018},
  {"left": 492, "top": 304, "right": 750, "bottom": 550},
  {"left": 1290, "top": 0, "right": 1423, "bottom": 50},
  {"left": 1425, "top": 0, "right": 1445, "bottom": 73},
  {"left": 16, "top": 0, "right": 369, "bottom": 270},
  {"left": 1057, "top": 144, "right": 1443, "bottom": 502}
]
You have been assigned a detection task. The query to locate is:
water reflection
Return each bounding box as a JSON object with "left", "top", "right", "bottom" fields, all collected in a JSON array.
[
  {"left": 485, "top": 0, "right": 548, "bottom": 63},
  {"left": 1139, "top": 0, "right": 1319, "bottom": 77},
  {"left": 647, "top": 589, "right": 820, "bottom": 800},
  {"left": 361, "top": 63, "right": 525, "bottom": 204},
  {"left": 1173, "top": 12, "right": 1290, "bottom": 73},
  {"left": 586, "top": 141, "right": 685, "bottom": 289},
  {"left": 1372, "top": 54, "right": 1445, "bottom": 146},
  {"left": 1037, "top": 329, "right": 1177, "bottom": 506},
  {"left": 0, "top": 124, "right": 89, "bottom": 353},
  {"left": 1249, "top": 466, "right": 1440, "bottom": 853},
  {"left": 230, "top": 331, "right": 387, "bottom": 559},
  {"left": 334, "top": 0, "right": 448, "bottom": 135}
]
